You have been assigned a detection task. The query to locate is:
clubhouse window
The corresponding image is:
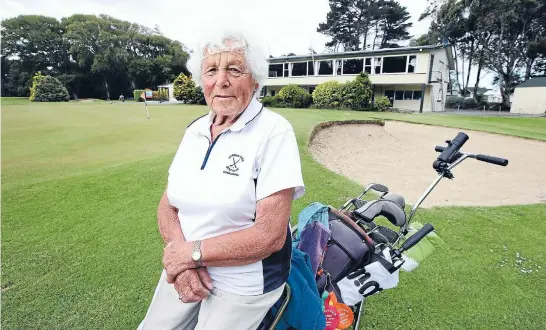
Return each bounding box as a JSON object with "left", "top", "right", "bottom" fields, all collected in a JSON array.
[
  {"left": 374, "top": 58, "right": 382, "bottom": 74},
  {"left": 291, "top": 62, "right": 307, "bottom": 76},
  {"left": 364, "top": 58, "right": 372, "bottom": 74},
  {"left": 408, "top": 55, "right": 417, "bottom": 73},
  {"left": 336, "top": 60, "right": 342, "bottom": 75},
  {"left": 268, "top": 64, "right": 283, "bottom": 77},
  {"left": 318, "top": 60, "right": 334, "bottom": 75},
  {"left": 394, "top": 90, "right": 422, "bottom": 101},
  {"left": 343, "top": 58, "right": 364, "bottom": 74},
  {"left": 383, "top": 56, "right": 408, "bottom": 73},
  {"left": 307, "top": 61, "right": 315, "bottom": 75}
]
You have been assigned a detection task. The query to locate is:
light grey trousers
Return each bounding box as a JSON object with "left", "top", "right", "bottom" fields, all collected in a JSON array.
[{"left": 137, "top": 270, "right": 284, "bottom": 330}]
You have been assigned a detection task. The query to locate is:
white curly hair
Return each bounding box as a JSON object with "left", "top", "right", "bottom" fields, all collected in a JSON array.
[{"left": 186, "top": 29, "right": 269, "bottom": 92}]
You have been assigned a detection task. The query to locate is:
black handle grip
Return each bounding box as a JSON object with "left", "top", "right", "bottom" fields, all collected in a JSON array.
[
  {"left": 476, "top": 154, "right": 509, "bottom": 166},
  {"left": 400, "top": 224, "right": 434, "bottom": 252},
  {"left": 437, "top": 132, "right": 469, "bottom": 163},
  {"left": 435, "top": 146, "right": 463, "bottom": 161}
]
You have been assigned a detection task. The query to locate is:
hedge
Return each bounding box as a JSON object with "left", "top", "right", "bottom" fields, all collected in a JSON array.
[
  {"left": 173, "top": 73, "right": 197, "bottom": 103},
  {"left": 340, "top": 73, "right": 373, "bottom": 110},
  {"left": 312, "top": 81, "right": 343, "bottom": 108},
  {"left": 278, "top": 85, "right": 312, "bottom": 108},
  {"left": 373, "top": 96, "right": 391, "bottom": 112},
  {"left": 261, "top": 95, "right": 285, "bottom": 108}
]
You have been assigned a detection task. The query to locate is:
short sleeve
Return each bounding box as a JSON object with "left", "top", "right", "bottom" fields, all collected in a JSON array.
[
  {"left": 168, "top": 133, "right": 187, "bottom": 178},
  {"left": 256, "top": 128, "right": 305, "bottom": 201}
]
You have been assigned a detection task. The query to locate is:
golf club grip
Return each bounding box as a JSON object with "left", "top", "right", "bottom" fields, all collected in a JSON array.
[
  {"left": 373, "top": 184, "right": 389, "bottom": 193},
  {"left": 401, "top": 224, "right": 434, "bottom": 252},
  {"left": 437, "top": 132, "right": 469, "bottom": 163},
  {"left": 476, "top": 154, "right": 509, "bottom": 166}
]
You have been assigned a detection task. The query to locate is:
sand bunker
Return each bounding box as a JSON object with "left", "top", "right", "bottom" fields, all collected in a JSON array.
[{"left": 309, "top": 121, "right": 546, "bottom": 207}]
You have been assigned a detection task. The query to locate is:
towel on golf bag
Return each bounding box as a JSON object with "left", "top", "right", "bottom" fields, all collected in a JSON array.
[
  {"left": 297, "top": 220, "right": 331, "bottom": 275},
  {"left": 292, "top": 202, "right": 330, "bottom": 248},
  {"left": 269, "top": 248, "right": 326, "bottom": 330},
  {"left": 336, "top": 248, "right": 400, "bottom": 306}
]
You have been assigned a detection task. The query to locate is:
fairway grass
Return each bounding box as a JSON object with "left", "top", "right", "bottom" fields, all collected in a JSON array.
[{"left": 2, "top": 101, "right": 546, "bottom": 329}]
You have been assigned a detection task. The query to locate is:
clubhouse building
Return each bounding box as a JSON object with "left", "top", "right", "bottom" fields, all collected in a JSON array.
[{"left": 262, "top": 44, "right": 455, "bottom": 112}]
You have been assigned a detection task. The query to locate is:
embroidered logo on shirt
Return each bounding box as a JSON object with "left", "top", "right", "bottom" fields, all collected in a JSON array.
[{"left": 223, "top": 154, "right": 244, "bottom": 176}]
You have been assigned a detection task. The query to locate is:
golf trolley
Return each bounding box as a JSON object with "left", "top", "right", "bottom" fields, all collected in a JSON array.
[
  {"left": 261, "top": 131, "right": 509, "bottom": 330},
  {"left": 330, "top": 131, "right": 508, "bottom": 329}
]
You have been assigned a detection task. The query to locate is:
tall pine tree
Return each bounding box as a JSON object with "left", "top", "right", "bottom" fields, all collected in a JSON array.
[
  {"left": 377, "top": 0, "right": 413, "bottom": 48},
  {"left": 317, "top": 0, "right": 412, "bottom": 51},
  {"left": 317, "top": 0, "right": 384, "bottom": 51}
]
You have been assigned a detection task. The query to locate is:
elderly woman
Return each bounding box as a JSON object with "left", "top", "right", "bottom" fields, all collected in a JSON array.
[{"left": 137, "top": 31, "right": 305, "bottom": 330}]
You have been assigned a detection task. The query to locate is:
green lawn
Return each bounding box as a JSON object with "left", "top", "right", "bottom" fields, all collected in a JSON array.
[{"left": 2, "top": 100, "right": 546, "bottom": 329}]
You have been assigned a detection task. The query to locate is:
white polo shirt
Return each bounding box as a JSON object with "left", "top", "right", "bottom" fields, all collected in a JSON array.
[{"left": 166, "top": 97, "right": 305, "bottom": 296}]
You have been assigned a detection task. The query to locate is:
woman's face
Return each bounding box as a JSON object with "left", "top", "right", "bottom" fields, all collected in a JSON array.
[{"left": 201, "top": 50, "right": 258, "bottom": 118}]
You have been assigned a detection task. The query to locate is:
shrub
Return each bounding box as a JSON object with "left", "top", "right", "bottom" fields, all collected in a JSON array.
[
  {"left": 312, "top": 81, "right": 343, "bottom": 108},
  {"left": 445, "top": 96, "right": 464, "bottom": 108},
  {"left": 29, "top": 71, "right": 45, "bottom": 101},
  {"left": 373, "top": 96, "right": 391, "bottom": 112},
  {"left": 191, "top": 87, "right": 206, "bottom": 105},
  {"left": 152, "top": 91, "right": 159, "bottom": 100},
  {"left": 462, "top": 97, "right": 478, "bottom": 109},
  {"left": 173, "top": 73, "right": 196, "bottom": 103},
  {"left": 278, "top": 85, "right": 312, "bottom": 108},
  {"left": 261, "top": 95, "right": 285, "bottom": 108},
  {"left": 475, "top": 93, "right": 493, "bottom": 109},
  {"left": 133, "top": 89, "right": 145, "bottom": 101},
  {"left": 341, "top": 73, "right": 373, "bottom": 110},
  {"left": 30, "top": 72, "right": 69, "bottom": 102}
]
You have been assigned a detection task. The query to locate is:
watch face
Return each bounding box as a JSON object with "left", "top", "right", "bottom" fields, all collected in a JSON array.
[{"left": 192, "top": 251, "right": 201, "bottom": 260}]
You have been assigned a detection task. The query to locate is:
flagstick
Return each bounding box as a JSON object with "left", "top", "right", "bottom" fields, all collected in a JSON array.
[{"left": 145, "top": 99, "right": 150, "bottom": 119}]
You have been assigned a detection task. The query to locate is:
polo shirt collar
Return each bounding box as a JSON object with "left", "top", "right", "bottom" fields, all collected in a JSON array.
[{"left": 197, "top": 96, "right": 263, "bottom": 135}]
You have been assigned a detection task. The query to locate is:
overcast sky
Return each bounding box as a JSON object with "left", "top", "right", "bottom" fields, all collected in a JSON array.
[{"left": 1, "top": 0, "right": 494, "bottom": 88}]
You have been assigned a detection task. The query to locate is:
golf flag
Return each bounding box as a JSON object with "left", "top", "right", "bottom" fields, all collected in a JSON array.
[{"left": 141, "top": 91, "right": 150, "bottom": 119}]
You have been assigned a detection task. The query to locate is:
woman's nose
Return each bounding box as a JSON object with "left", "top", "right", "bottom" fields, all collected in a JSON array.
[{"left": 215, "top": 70, "right": 230, "bottom": 87}]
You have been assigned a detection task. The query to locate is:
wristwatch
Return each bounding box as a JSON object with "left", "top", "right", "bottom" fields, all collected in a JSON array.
[{"left": 191, "top": 240, "right": 204, "bottom": 267}]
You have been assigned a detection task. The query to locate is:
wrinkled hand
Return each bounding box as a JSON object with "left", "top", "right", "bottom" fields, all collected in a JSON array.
[
  {"left": 163, "top": 240, "right": 194, "bottom": 283},
  {"left": 174, "top": 268, "right": 214, "bottom": 303}
]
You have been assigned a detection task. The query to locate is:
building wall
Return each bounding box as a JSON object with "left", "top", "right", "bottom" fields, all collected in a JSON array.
[
  {"left": 415, "top": 52, "right": 430, "bottom": 74},
  {"left": 428, "top": 83, "right": 443, "bottom": 111},
  {"left": 510, "top": 87, "right": 546, "bottom": 114},
  {"left": 262, "top": 48, "right": 454, "bottom": 112},
  {"left": 264, "top": 86, "right": 283, "bottom": 96},
  {"left": 374, "top": 84, "right": 429, "bottom": 111},
  {"left": 417, "top": 48, "right": 450, "bottom": 112}
]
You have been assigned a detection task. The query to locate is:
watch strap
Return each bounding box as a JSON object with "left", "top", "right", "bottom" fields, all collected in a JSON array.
[{"left": 194, "top": 240, "right": 204, "bottom": 267}]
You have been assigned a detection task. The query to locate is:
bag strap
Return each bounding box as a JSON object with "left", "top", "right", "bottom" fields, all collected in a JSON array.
[{"left": 328, "top": 207, "right": 375, "bottom": 246}]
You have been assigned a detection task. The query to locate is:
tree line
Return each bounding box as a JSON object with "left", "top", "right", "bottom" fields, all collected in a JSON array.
[
  {"left": 1, "top": 14, "right": 189, "bottom": 99},
  {"left": 416, "top": 0, "right": 546, "bottom": 108},
  {"left": 317, "top": 0, "right": 413, "bottom": 51},
  {"left": 317, "top": 0, "right": 546, "bottom": 108}
]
